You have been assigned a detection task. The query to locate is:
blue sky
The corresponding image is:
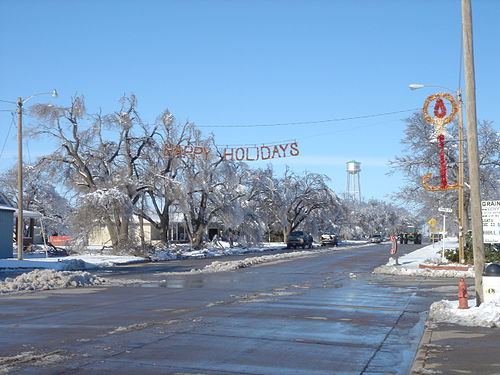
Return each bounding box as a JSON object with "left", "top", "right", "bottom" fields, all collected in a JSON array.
[{"left": 0, "top": 0, "right": 498, "bottom": 201}]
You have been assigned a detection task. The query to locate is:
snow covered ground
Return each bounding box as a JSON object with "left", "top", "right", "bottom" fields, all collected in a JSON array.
[
  {"left": 374, "top": 237, "right": 500, "bottom": 327},
  {"left": 430, "top": 299, "right": 500, "bottom": 328},
  {"left": 373, "top": 238, "right": 475, "bottom": 278}
]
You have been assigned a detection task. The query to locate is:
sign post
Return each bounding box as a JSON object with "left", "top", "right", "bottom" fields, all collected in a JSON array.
[
  {"left": 390, "top": 235, "right": 398, "bottom": 265},
  {"left": 438, "top": 207, "right": 453, "bottom": 262}
]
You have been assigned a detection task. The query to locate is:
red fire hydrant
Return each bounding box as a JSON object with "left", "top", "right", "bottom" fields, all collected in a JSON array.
[{"left": 458, "top": 278, "right": 469, "bottom": 309}]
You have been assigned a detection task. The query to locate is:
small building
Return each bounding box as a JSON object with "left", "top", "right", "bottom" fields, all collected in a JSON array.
[
  {"left": 0, "top": 206, "right": 15, "bottom": 258},
  {"left": 0, "top": 192, "right": 16, "bottom": 258}
]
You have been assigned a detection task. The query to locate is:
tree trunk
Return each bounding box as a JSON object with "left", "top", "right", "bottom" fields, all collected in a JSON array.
[
  {"left": 105, "top": 220, "right": 119, "bottom": 250},
  {"left": 190, "top": 224, "right": 207, "bottom": 249},
  {"left": 139, "top": 197, "right": 145, "bottom": 251},
  {"left": 160, "top": 209, "right": 170, "bottom": 244}
]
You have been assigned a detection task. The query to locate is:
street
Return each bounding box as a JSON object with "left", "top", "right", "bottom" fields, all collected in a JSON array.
[{"left": 0, "top": 242, "right": 459, "bottom": 374}]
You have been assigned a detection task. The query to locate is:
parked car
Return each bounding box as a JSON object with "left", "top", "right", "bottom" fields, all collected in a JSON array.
[
  {"left": 321, "top": 234, "right": 339, "bottom": 247},
  {"left": 287, "top": 231, "right": 313, "bottom": 249},
  {"left": 369, "top": 234, "right": 383, "bottom": 243}
]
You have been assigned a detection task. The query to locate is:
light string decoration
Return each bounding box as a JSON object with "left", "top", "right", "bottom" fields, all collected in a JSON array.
[
  {"left": 162, "top": 141, "right": 299, "bottom": 161},
  {"left": 421, "top": 92, "right": 460, "bottom": 191},
  {"left": 161, "top": 107, "right": 419, "bottom": 161}
]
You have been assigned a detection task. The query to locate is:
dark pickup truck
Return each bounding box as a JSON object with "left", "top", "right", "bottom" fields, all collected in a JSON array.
[{"left": 286, "top": 231, "right": 313, "bottom": 249}]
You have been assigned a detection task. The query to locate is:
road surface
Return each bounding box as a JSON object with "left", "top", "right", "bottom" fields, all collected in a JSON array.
[{"left": 0, "top": 242, "right": 458, "bottom": 374}]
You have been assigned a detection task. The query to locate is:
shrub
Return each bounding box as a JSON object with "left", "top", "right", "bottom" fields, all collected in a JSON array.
[{"left": 444, "top": 232, "right": 500, "bottom": 264}]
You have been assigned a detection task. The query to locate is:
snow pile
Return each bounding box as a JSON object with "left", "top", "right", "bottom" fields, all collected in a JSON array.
[
  {"left": 0, "top": 269, "right": 106, "bottom": 293},
  {"left": 0, "top": 350, "right": 65, "bottom": 374},
  {"left": 0, "top": 254, "right": 146, "bottom": 271},
  {"left": 163, "top": 242, "right": 370, "bottom": 274},
  {"left": 150, "top": 240, "right": 371, "bottom": 262},
  {"left": 149, "top": 241, "right": 284, "bottom": 261},
  {"left": 374, "top": 264, "right": 475, "bottom": 278},
  {"left": 187, "top": 250, "right": 316, "bottom": 274},
  {"left": 430, "top": 300, "right": 500, "bottom": 327},
  {"left": 373, "top": 238, "right": 475, "bottom": 278}
]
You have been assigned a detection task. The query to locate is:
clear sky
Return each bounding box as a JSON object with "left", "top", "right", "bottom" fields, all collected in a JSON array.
[{"left": 0, "top": 0, "right": 498, "bottom": 201}]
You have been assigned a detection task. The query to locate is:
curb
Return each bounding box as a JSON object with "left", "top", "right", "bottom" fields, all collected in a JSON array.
[
  {"left": 418, "top": 264, "right": 471, "bottom": 271},
  {"left": 409, "top": 320, "right": 433, "bottom": 374}
]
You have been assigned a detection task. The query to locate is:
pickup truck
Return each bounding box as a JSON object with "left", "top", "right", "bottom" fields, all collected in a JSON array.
[
  {"left": 286, "top": 231, "right": 313, "bottom": 249},
  {"left": 321, "top": 234, "right": 339, "bottom": 247}
]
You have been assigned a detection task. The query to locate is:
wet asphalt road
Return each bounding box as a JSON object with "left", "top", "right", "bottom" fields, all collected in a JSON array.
[{"left": 0, "top": 243, "right": 459, "bottom": 374}]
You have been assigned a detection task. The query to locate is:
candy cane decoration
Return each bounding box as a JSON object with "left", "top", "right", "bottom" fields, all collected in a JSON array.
[{"left": 422, "top": 93, "right": 460, "bottom": 191}]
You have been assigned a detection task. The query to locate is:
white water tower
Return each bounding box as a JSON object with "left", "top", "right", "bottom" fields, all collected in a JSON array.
[{"left": 345, "top": 160, "right": 361, "bottom": 202}]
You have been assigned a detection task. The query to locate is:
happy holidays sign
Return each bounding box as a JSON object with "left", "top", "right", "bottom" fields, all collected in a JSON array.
[{"left": 163, "top": 142, "right": 300, "bottom": 161}]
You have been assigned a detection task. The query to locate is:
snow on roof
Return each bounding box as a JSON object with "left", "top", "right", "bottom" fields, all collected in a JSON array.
[
  {"left": 13, "top": 209, "right": 42, "bottom": 219},
  {"left": 0, "top": 204, "right": 16, "bottom": 212},
  {"left": 134, "top": 211, "right": 185, "bottom": 223}
]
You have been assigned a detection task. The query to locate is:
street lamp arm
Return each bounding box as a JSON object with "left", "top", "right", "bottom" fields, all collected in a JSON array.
[
  {"left": 20, "top": 90, "right": 58, "bottom": 104},
  {"left": 408, "top": 83, "right": 459, "bottom": 95}
]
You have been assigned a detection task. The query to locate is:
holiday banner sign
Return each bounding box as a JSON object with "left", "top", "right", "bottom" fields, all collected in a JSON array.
[
  {"left": 163, "top": 144, "right": 211, "bottom": 159},
  {"left": 222, "top": 142, "right": 299, "bottom": 161},
  {"left": 421, "top": 92, "right": 460, "bottom": 191},
  {"left": 163, "top": 142, "right": 300, "bottom": 161}
]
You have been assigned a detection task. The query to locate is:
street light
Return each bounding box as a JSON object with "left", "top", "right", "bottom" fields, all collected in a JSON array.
[
  {"left": 409, "top": 83, "right": 466, "bottom": 263},
  {"left": 1, "top": 90, "right": 58, "bottom": 260}
]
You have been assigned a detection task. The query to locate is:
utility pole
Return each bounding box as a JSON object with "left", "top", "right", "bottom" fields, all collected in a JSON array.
[
  {"left": 462, "top": 0, "right": 485, "bottom": 305},
  {"left": 17, "top": 98, "right": 24, "bottom": 261},
  {"left": 1, "top": 90, "right": 57, "bottom": 261}
]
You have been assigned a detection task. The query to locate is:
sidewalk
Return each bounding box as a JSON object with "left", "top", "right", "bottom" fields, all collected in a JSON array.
[{"left": 411, "top": 321, "right": 500, "bottom": 374}]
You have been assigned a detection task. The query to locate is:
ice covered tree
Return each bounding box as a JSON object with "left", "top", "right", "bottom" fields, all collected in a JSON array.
[
  {"left": 173, "top": 130, "right": 252, "bottom": 248},
  {"left": 28, "top": 95, "right": 156, "bottom": 253},
  {"left": 389, "top": 112, "right": 499, "bottom": 232},
  {"left": 0, "top": 165, "right": 71, "bottom": 237},
  {"left": 340, "top": 199, "right": 415, "bottom": 239},
  {"left": 212, "top": 162, "right": 267, "bottom": 247},
  {"left": 301, "top": 197, "right": 346, "bottom": 240},
  {"left": 261, "top": 168, "right": 338, "bottom": 241},
  {"left": 132, "top": 113, "right": 199, "bottom": 246}
]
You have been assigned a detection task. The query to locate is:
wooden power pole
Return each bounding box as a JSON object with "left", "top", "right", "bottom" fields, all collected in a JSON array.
[{"left": 462, "top": 0, "right": 485, "bottom": 305}]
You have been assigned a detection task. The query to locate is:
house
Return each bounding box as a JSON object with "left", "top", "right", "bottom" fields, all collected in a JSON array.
[
  {"left": 0, "top": 192, "right": 45, "bottom": 257},
  {"left": 0, "top": 192, "right": 15, "bottom": 258},
  {"left": 88, "top": 212, "right": 222, "bottom": 247},
  {"left": 88, "top": 212, "right": 189, "bottom": 247},
  {"left": 14, "top": 208, "right": 43, "bottom": 249}
]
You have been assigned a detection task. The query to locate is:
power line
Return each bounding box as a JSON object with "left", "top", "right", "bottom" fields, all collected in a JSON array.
[
  {"left": 197, "top": 108, "right": 420, "bottom": 128},
  {"left": 0, "top": 112, "right": 15, "bottom": 160}
]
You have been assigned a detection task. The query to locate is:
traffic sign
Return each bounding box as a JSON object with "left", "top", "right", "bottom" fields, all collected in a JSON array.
[
  {"left": 438, "top": 207, "right": 453, "bottom": 213},
  {"left": 482, "top": 200, "right": 500, "bottom": 244}
]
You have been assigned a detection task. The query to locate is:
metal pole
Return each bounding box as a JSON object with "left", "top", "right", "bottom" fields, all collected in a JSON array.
[
  {"left": 462, "top": 0, "right": 485, "bottom": 305},
  {"left": 442, "top": 213, "right": 446, "bottom": 263},
  {"left": 16, "top": 98, "right": 23, "bottom": 261},
  {"left": 456, "top": 90, "right": 465, "bottom": 263}
]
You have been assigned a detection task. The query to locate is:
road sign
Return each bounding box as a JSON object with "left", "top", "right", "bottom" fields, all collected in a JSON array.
[
  {"left": 438, "top": 207, "right": 453, "bottom": 213},
  {"left": 482, "top": 200, "right": 500, "bottom": 244}
]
